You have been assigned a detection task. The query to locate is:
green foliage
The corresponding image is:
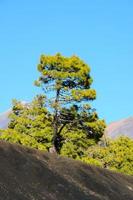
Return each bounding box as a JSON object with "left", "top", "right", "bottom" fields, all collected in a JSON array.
[
  {"left": 1, "top": 53, "right": 132, "bottom": 176},
  {"left": 80, "top": 157, "right": 102, "bottom": 167},
  {"left": 60, "top": 127, "right": 96, "bottom": 159},
  {"left": 0, "top": 96, "right": 53, "bottom": 150},
  {"left": 85, "top": 136, "right": 133, "bottom": 175},
  {"left": 35, "top": 53, "right": 96, "bottom": 106},
  {"left": 0, "top": 129, "right": 46, "bottom": 150},
  {"left": 0, "top": 94, "right": 105, "bottom": 159},
  {"left": 0, "top": 53, "right": 106, "bottom": 163},
  {"left": 35, "top": 53, "right": 106, "bottom": 152}
]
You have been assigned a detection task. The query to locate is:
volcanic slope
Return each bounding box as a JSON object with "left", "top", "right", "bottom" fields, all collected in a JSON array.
[{"left": 0, "top": 141, "right": 133, "bottom": 200}]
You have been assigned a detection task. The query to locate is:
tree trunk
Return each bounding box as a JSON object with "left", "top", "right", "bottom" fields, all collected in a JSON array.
[{"left": 52, "top": 89, "right": 60, "bottom": 153}]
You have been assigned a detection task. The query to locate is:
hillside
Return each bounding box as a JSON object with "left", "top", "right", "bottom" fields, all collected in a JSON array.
[
  {"left": 0, "top": 110, "right": 10, "bottom": 129},
  {"left": 106, "top": 117, "right": 133, "bottom": 138},
  {"left": 0, "top": 141, "right": 133, "bottom": 200}
]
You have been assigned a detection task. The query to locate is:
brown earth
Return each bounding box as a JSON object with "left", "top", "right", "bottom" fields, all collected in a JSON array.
[{"left": 0, "top": 141, "right": 133, "bottom": 200}]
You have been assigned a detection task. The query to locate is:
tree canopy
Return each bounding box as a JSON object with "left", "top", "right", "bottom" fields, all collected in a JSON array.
[
  {"left": 0, "top": 53, "right": 106, "bottom": 160},
  {"left": 35, "top": 53, "right": 106, "bottom": 152}
]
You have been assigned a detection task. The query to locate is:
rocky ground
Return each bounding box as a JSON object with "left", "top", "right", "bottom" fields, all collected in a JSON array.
[{"left": 0, "top": 141, "right": 133, "bottom": 200}]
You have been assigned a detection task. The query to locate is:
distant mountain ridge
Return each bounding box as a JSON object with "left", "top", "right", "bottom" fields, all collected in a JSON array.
[
  {"left": 105, "top": 117, "right": 133, "bottom": 138},
  {"left": 0, "top": 110, "right": 11, "bottom": 129},
  {"left": 0, "top": 102, "right": 28, "bottom": 129}
]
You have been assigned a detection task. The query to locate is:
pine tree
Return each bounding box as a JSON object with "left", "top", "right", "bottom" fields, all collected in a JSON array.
[{"left": 35, "top": 53, "right": 106, "bottom": 153}]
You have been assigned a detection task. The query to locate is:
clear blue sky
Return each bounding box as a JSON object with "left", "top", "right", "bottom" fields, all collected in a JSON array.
[{"left": 0, "top": 0, "right": 133, "bottom": 123}]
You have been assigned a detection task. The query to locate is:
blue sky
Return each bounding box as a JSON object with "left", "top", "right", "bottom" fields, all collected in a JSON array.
[{"left": 0, "top": 0, "right": 133, "bottom": 123}]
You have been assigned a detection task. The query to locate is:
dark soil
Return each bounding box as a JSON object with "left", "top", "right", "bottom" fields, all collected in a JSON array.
[{"left": 0, "top": 141, "right": 133, "bottom": 200}]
